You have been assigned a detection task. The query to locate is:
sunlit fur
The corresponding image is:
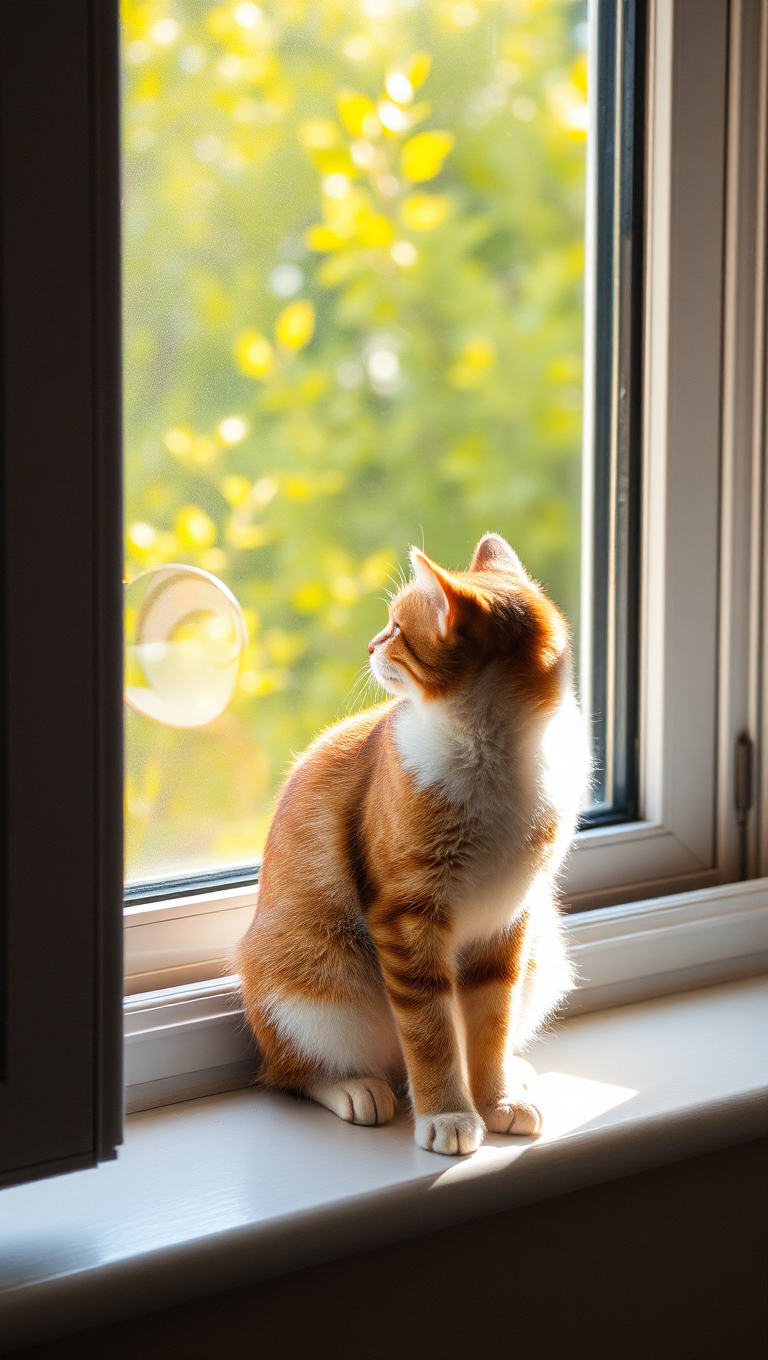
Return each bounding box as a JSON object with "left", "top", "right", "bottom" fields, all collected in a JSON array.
[{"left": 237, "top": 534, "right": 589, "bottom": 1155}]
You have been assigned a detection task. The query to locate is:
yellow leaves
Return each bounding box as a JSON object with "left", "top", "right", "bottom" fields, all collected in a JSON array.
[
  {"left": 295, "top": 370, "right": 329, "bottom": 403},
  {"left": 312, "top": 148, "right": 356, "bottom": 177},
  {"left": 572, "top": 52, "right": 588, "bottom": 97},
  {"left": 307, "top": 188, "right": 393, "bottom": 254},
  {"left": 299, "top": 120, "right": 340, "bottom": 152},
  {"left": 400, "top": 130, "right": 455, "bottom": 183},
  {"left": 235, "top": 328, "right": 274, "bottom": 377},
  {"left": 448, "top": 335, "right": 495, "bottom": 389},
  {"left": 283, "top": 470, "right": 345, "bottom": 500},
  {"left": 306, "top": 224, "right": 344, "bottom": 252},
  {"left": 226, "top": 521, "right": 276, "bottom": 549},
  {"left": 239, "top": 668, "right": 289, "bottom": 696},
  {"left": 235, "top": 305, "right": 315, "bottom": 372},
  {"left": 547, "top": 355, "right": 582, "bottom": 383},
  {"left": 357, "top": 206, "right": 395, "bottom": 247},
  {"left": 336, "top": 89, "right": 378, "bottom": 138},
  {"left": 164, "top": 426, "right": 218, "bottom": 466},
  {"left": 175, "top": 505, "right": 217, "bottom": 549},
  {"left": 206, "top": 6, "right": 236, "bottom": 40},
  {"left": 400, "top": 192, "right": 450, "bottom": 232},
  {"left": 134, "top": 69, "right": 161, "bottom": 102},
  {"left": 408, "top": 52, "right": 432, "bottom": 91},
  {"left": 315, "top": 253, "right": 361, "bottom": 287},
  {"left": 220, "top": 474, "right": 251, "bottom": 506},
  {"left": 291, "top": 581, "right": 326, "bottom": 613},
  {"left": 275, "top": 300, "right": 315, "bottom": 350}
]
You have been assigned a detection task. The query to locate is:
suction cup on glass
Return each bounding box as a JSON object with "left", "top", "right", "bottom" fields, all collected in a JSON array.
[{"left": 125, "top": 565, "right": 247, "bottom": 728}]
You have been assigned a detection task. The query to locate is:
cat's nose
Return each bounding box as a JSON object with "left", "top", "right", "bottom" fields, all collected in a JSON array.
[{"left": 368, "top": 640, "right": 375, "bottom": 654}]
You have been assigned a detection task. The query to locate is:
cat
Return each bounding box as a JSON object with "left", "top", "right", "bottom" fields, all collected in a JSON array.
[{"left": 237, "top": 533, "right": 588, "bottom": 1155}]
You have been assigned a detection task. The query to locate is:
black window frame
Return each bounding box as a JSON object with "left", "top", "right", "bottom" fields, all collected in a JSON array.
[
  {"left": 0, "top": 0, "right": 123, "bottom": 1188},
  {"left": 583, "top": 0, "right": 646, "bottom": 826}
]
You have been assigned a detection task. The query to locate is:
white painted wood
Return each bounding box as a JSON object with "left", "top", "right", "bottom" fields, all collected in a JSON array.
[
  {"left": 124, "top": 885, "right": 256, "bottom": 994},
  {"left": 124, "top": 879, "right": 768, "bottom": 1109},
  {"left": 717, "top": 0, "right": 768, "bottom": 883},
  {"left": 639, "top": 0, "right": 726, "bottom": 866},
  {"left": 5, "top": 978, "right": 767, "bottom": 1351}
]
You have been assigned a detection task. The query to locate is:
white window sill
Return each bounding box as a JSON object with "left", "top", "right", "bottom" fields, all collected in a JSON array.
[
  {"left": 2, "top": 975, "right": 767, "bottom": 1353},
  {"left": 124, "top": 876, "right": 768, "bottom": 1113}
]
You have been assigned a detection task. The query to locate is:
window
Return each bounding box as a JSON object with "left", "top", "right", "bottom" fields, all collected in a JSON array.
[
  {"left": 122, "top": 0, "right": 604, "bottom": 889},
  {"left": 124, "top": 0, "right": 766, "bottom": 998},
  {"left": 1, "top": 0, "right": 764, "bottom": 1183}
]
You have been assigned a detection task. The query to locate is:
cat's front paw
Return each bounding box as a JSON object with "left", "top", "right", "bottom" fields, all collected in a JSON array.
[
  {"left": 415, "top": 1111, "right": 485, "bottom": 1155},
  {"left": 309, "top": 1078, "right": 397, "bottom": 1126},
  {"left": 480, "top": 1097, "right": 543, "bottom": 1136}
]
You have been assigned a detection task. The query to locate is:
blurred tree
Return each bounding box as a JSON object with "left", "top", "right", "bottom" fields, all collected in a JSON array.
[{"left": 122, "top": 0, "right": 588, "bottom": 879}]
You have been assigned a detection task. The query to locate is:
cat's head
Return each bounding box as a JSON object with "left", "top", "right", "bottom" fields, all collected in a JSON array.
[{"left": 368, "top": 533, "right": 569, "bottom": 706}]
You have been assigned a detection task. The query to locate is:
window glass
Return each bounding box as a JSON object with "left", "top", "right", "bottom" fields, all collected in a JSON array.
[{"left": 122, "top": 0, "right": 588, "bottom": 883}]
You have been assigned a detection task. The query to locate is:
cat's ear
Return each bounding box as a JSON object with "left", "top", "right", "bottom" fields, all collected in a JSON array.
[
  {"left": 469, "top": 533, "right": 527, "bottom": 577},
  {"left": 410, "top": 547, "right": 461, "bottom": 639}
]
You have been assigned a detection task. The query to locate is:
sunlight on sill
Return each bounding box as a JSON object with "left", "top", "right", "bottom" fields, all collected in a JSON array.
[{"left": 430, "top": 1074, "right": 638, "bottom": 1186}]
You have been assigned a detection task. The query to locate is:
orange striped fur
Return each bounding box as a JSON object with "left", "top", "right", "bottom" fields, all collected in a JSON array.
[{"left": 237, "top": 535, "right": 588, "bottom": 1154}]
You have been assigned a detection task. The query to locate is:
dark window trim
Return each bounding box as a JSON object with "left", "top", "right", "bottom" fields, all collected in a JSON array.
[
  {"left": 0, "top": 0, "right": 123, "bottom": 1188},
  {"left": 582, "top": 0, "right": 646, "bottom": 826}
]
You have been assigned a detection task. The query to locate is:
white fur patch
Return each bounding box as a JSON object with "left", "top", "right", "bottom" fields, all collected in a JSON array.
[
  {"left": 393, "top": 699, "right": 463, "bottom": 796},
  {"left": 264, "top": 992, "right": 401, "bottom": 1079},
  {"left": 392, "top": 671, "right": 588, "bottom": 957}
]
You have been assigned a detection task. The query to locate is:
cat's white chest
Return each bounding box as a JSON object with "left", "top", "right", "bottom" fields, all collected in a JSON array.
[{"left": 393, "top": 689, "right": 586, "bottom": 950}]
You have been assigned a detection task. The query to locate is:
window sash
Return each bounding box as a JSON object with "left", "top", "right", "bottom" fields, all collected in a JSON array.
[
  {"left": 124, "top": 0, "right": 645, "bottom": 901},
  {"left": 0, "top": 0, "right": 124, "bottom": 1188},
  {"left": 580, "top": 0, "right": 646, "bottom": 824}
]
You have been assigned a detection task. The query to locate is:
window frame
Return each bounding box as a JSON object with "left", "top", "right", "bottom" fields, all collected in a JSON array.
[
  {"left": 0, "top": 0, "right": 124, "bottom": 1185},
  {"left": 123, "top": 0, "right": 768, "bottom": 1001},
  {"left": 580, "top": 0, "right": 645, "bottom": 827}
]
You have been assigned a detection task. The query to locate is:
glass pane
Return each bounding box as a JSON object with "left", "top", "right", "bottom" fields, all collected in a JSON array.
[{"left": 122, "top": 0, "right": 588, "bottom": 883}]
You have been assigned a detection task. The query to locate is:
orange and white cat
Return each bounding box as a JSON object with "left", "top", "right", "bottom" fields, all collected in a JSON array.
[{"left": 237, "top": 534, "right": 588, "bottom": 1155}]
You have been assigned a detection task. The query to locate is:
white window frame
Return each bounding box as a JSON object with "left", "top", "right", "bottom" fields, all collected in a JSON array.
[{"left": 124, "top": 0, "right": 768, "bottom": 1036}]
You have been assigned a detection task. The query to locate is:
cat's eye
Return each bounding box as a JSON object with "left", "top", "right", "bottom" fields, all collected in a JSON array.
[{"left": 390, "top": 623, "right": 401, "bottom": 638}]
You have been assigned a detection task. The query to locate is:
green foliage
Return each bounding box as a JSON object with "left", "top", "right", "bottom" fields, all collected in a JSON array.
[{"left": 122, "top": 0, "right": 587, "bottom": 879}]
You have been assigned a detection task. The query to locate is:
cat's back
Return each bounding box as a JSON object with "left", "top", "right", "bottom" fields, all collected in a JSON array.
[{"left": 258, "top": 700, "right": 395, "bottom": 891}]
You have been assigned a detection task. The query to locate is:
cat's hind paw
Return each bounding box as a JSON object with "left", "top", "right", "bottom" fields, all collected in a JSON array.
[
  {"left": 480, "top": 1097, "right": 543, "bottom": 1137},
  {"left": 308, "top": 1078, "right": 397, "bottom": 1127},
  {"left": 415, "top": 1111, "right": 485, "bottom": 1156}
]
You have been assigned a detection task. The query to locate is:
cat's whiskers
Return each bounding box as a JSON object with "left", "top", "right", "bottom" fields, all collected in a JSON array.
[{"left": 338, "top": 662, "right": 376, "bottom": 718}]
